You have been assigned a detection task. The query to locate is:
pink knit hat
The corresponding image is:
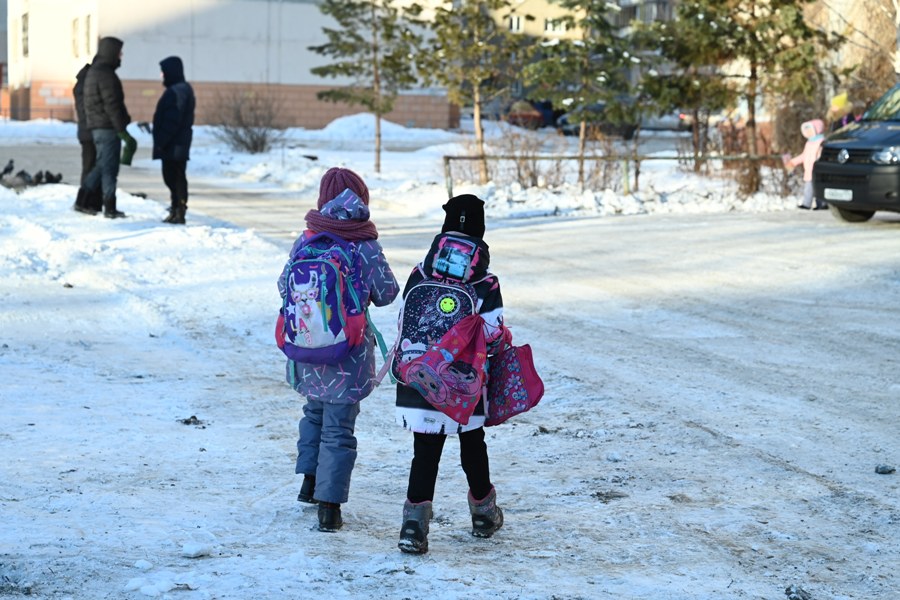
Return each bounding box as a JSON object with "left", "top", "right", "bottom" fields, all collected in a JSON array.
[{"left": 317, "top": 167, "right": 369, "bottom": 208}]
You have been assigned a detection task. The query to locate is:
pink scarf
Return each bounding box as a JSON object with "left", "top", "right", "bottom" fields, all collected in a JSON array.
[{"left": 304, "top": 209, "right": 379, "bottom": 241}]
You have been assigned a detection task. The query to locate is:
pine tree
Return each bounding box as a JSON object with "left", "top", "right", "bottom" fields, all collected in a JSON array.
[
  {"left": 418, "top": 0, "right": 530, "bottom": 184},
  {"left": 521, "top": 1, "right": 632, "bottom": 187},
  {"left": 633, "top": 6, "right": 737, "bottom": 168},
  {"left": 309, "top": 0, "right": 423, "bottom": 173},
  {"left": 669, "top": 0, "right": 837, "bottom": 194}
]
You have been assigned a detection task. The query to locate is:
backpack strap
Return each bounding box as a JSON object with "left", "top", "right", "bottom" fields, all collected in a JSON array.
[
  {"left": 419, "top": 262, "right": 494, "bottom": 288},
  {"left": 368, "top": 308, "right": 401, "bottom": 386},
  {"left": 366, "top": 309, "right": 388, "bottom": 361},
  {"left": 303, "top": 231, "right": 350, "bottom": 248},
  {"left": 293, "top": 231, "right": 355, "bottom": 262},
  {"left": 374, "top": 349, "right": 396, "bottom": 386}
]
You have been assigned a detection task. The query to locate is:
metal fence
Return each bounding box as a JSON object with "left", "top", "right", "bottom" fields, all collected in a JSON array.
[{"left": 442, "top": 153, "right": 788, "bottom": 198}]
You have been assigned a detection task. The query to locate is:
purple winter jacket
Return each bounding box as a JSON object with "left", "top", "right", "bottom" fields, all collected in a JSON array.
[{"left": 278, "top": 197, "right": 399, "bottom": 403}]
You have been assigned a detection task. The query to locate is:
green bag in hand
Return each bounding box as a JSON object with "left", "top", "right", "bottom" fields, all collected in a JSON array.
[{"left": 119, "top": 131, "right": 137, "bottom": 166}]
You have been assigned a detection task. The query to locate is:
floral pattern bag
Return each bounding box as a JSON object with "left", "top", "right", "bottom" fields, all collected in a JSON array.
[{"left": 486, "top": 344, "right": 544, "bottom": 426}]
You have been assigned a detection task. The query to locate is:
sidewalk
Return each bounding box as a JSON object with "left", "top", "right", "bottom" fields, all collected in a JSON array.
[
  {"left": 0, "top": 142, "right": 304, "bottom": 246},
  {"left": 0, "top": 142, "right": 441, "bottom": 250}
]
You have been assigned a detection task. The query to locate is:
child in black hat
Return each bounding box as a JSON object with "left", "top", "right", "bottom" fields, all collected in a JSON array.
[
  {"left": 440, "top": 193, "right": 485, "bottom": 238},
  {"left": 393, "top": 193, "right": 511, "bottom": 554}
]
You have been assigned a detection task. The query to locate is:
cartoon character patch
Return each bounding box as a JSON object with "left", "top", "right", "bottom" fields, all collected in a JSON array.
[
  {"left": 405, "top": 361, "right": 449, "bottom": 407},
  {"left": 397, "top": 338, "right": 427, "bottom": 364},
  {"left": 441, "top": 359, "right": 481, "bottom": 398},
  {"left": 285, "top": 270, "right": 322, "bottom": 346}
]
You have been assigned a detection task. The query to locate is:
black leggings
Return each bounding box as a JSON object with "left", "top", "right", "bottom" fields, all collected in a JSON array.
[
  {"left": 406, "top": 428, "right": 492, "bottom": 503},
  {"left": 161, "top": 159, "right": 188, "bottom": 204}
]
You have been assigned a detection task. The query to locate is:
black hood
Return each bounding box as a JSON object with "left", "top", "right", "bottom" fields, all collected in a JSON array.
[
  {"left": 94, "top": 37, "right": 123, "bottom": 69},
  {"left": 75, "top": 63, "right": 91, "bottom": 83},
  {"left": 160, "top": 56, "right": 185, "bottom": 87}
]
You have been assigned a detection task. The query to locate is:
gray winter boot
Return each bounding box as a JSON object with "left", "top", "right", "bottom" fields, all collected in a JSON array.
[
  {"left": 468, "top": 487, "right": 503, "bottom": 538},
  {"left": 398, "top": 499, "right": 432, "bottom": 554}
]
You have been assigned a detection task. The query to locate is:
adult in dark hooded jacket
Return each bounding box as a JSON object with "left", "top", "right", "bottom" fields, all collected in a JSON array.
[
  {"left": 152, "top": 56, "right": 195, "bottom": 225},
  {"left": 77, "top": 36, "right": 134, "bottom": 219},
  {"left": 72, "top": 62, "right": 103, "bottom": 214}
]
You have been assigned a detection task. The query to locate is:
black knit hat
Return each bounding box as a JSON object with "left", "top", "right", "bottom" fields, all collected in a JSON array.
[{"left": 441, "top": 194, "right": 485, "bottom": 238}]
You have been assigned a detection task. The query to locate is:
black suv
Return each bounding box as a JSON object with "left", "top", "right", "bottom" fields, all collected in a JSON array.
[{"left": 813, "top": 84, "right": 900, "bottom": 222}]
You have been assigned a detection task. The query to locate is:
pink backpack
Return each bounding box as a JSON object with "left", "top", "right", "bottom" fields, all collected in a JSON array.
[
  {"left": 486, "top": 344, "right": 544, "bottom": 426},
  {"left": 398, "top": 314, "right": 487, "bottom": 425}
]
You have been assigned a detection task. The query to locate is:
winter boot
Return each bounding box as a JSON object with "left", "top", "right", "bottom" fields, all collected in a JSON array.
[
  {"left": 162, "top": 201, "right": 176, "bottom": 223},
  {"left": 86, "top": 187, "right": 104, "bottom": 213},
  {"left": 73, "top": 187, "right": 98, "bottom": 215},
  {"left": 163, "top": 199, "right": 186, "bottom": 224},
  {"left": 468, "top": 487, "right": 503, "bottom": 538},
  {"left": 169, "top": 199, "right": 187, "bottom": 225},
  {"left": 297, "top": 475, "right": 316, "bottom": 504},
  {"left": 103, "top": 195, "right": 126, "bottom": 219},
  {"left": 398, "top": 500, "right": 433, "bottom": 554},
  {"left": 317, "top": 502, "right": 342, "bottom": 532}
]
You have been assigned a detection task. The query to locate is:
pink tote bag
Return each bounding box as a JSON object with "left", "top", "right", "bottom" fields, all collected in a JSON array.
[{"left": 486, "top": 344, "right": 544, "bottom": 426}]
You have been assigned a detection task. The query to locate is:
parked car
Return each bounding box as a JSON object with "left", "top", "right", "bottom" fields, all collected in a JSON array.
[
  {"left": 506, "top": 100, "right": 545, "bottom": 129},
  {"left": 642, "top": 110, "right": 693, "bottom": 131},
  {"left": 505, "top": 100, "right": 560, "bottom": 130},
  {"left": 812, "top": 83, "right": 900, "bottom": 222},
  {"left": 556, "top": 102, "right": 691, "bottom": 139},
  {"left": 556, "top": 102, "right": 637, "bottom": 140}
]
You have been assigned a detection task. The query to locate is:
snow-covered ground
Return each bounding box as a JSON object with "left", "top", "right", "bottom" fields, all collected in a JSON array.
[{"left": 1, "top": 115, "right": 898, "bottom": 599}]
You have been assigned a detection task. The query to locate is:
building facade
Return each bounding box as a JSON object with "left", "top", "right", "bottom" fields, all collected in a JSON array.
[
  {"left": 4, "top": 0, "right": 900, "bottom": 128},
  {"left": 4, "top": 0, "right": 455, "bottom": 128}
]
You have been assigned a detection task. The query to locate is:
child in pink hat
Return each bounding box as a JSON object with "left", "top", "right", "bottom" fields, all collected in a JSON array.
[{"left": 782, "top": 119, "right": 826, "bottom": 210}]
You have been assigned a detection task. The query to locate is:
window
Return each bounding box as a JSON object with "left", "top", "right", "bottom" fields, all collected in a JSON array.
[
  {"left": 85, "top": 15, "right": 92, "bottom": 56},
  {"left": 22, "top": 13, "right": 29, "bottom": 58},
  {"left": 612, "top": 2, "right": 674, "bottom": 28},
  {"left": 544, "top": 18, "right": 568, "bottom": 33},
  {"left": 640, "top": 1, "right": 674, "bottom": 23},
  {"left": 72, "top": 19, "right": 79, "bottom": 57},
  {"left": 508, "top": 15, "right": 522, "bottom": 32}
]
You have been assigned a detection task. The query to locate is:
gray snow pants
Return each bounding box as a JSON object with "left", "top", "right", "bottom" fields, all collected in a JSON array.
[{"left": 295, "top": 399, "right": 360, "bottom": 504}]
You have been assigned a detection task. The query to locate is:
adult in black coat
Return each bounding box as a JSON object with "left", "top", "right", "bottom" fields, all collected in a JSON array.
[
  {"left": 72, "top": 62, "right": 103, "bottom": 214},
  {"left": 78, "top": 36, "right": 135, "bottom": 219},
  {"left": 153, "top": 56, "right": 196, "bottom": 225}
]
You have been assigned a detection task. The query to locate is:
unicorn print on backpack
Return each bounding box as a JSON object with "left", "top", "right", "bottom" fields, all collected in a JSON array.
[{"left": 286, "top": 270, "right": 321, "bottom": 347}]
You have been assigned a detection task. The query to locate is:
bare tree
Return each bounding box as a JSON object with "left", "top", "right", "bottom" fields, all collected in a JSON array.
[{"left": 210, "top": 90, "right": 286, "bottom": 154}]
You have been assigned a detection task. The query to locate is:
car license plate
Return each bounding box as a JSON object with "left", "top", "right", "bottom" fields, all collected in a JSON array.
[{"left": 824, "top": 188, "right": 852, "bottom": 201}]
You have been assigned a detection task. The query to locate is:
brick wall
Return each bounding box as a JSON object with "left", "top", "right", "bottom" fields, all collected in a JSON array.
[
  {"left": 8, "top": 82, "right": 76, "bottom": 121},
  {"left": 5, "top": 79, "right": 457, "bottom": 131},
  {"left": 0, "top": 89, "right": 10, "bottom": 118},
  {"left": 122, "top": 81, "right": 458, "bottom": 130}
]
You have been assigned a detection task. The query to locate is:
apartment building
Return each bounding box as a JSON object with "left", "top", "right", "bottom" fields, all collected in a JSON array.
[
  {"left": 3, "top": 1, "right": 898, "bottom": 127},
  {"left": 4, "top": 0, "right": 455, "bottom": 128}
]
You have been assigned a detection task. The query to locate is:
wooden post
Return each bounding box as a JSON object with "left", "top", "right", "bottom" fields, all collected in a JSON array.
[{"left": 443, "top": 155, "right": 453, "bottom": 198}]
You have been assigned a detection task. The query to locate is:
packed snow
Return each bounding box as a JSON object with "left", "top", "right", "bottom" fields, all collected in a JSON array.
[{"left": 1, "top": 114, "right": 898, "bottom": 600}]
